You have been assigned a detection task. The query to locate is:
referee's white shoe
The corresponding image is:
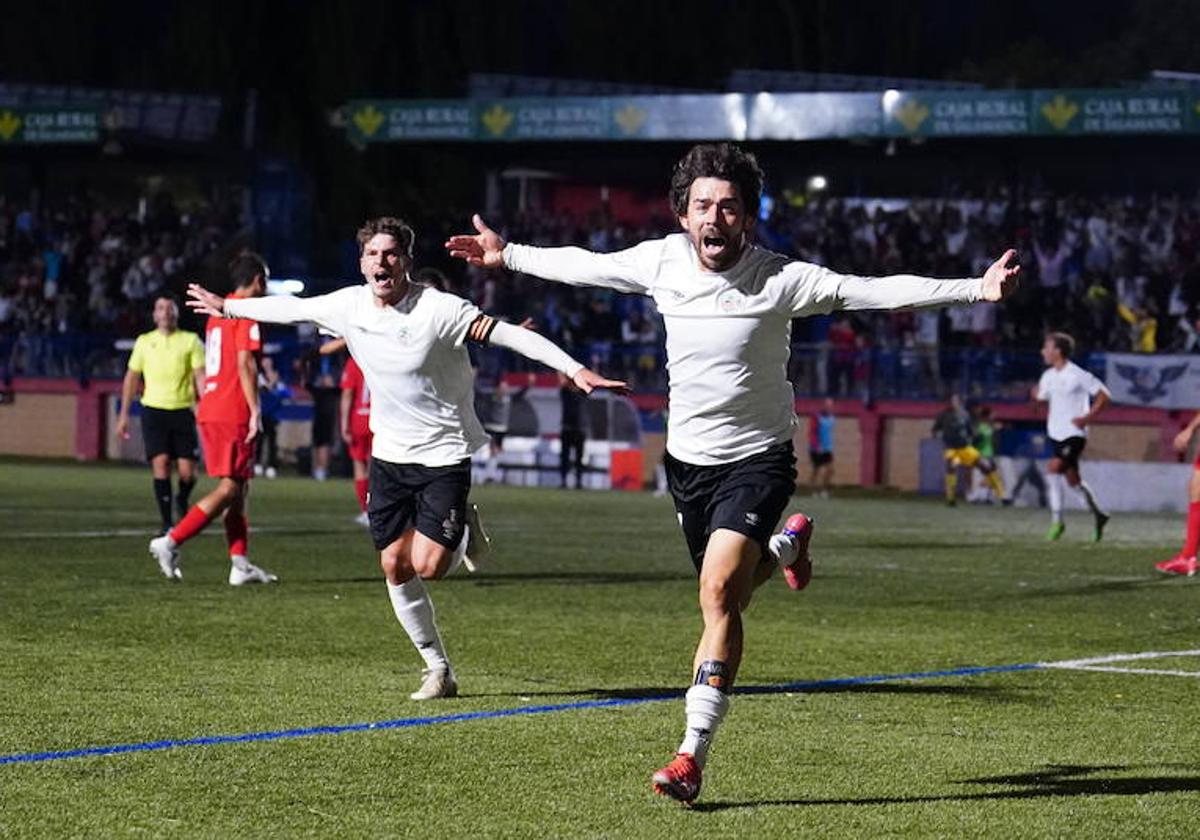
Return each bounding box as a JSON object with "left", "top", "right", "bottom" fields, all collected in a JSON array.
[{"left": 462, "top": 503, "right": 492, "bottom": 573}]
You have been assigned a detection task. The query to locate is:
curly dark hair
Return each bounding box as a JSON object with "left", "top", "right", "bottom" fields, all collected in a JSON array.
[
  {"left": 669, "top": 143, "right": 764, "bottom": 219},
  {"left": 357, "top": 216, "right": 415, "bottom": 257}
]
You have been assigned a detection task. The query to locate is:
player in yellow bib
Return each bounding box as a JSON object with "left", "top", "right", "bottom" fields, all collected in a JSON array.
[
  {"left": 932, "top": 394, "right": 1006, "bottom": 506},
  {"left": 117, "top": 295, "right": 206, "bottom": 533}
]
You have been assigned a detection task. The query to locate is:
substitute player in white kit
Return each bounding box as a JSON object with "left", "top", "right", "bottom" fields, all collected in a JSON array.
[
  {"left": 188, "top": 216, "right": 625, "bottom": 701},
  {"left": 446, "top": 143, "right": 1021, "bottom": 804},
  {"left": 1033, "top": 331, "right": 1111, "bottom": 542}
]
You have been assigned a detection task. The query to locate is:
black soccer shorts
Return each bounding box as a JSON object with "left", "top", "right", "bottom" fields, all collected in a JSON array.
[
  {"left": 665, "top": 440, "right": 797, "bottom": 573},
  {"left": 367, "top": 457, "right": 471, "bottom": 551},
  {"left": 1050, "top": 436, "right": 1087, "bottom": 471},
  {"left": 140, "top": 406, "right": 200, "bottom": 461}
]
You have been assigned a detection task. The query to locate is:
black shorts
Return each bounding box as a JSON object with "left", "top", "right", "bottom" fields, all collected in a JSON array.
[
  {"left": 809, "top": 451, "right": 833, "bottom": 468},
  {"left": 367, "top": 457, "right": 471, "bottom": 551},
  {"left": 311, "top": 388, "right": 340, "bottom": 447},
  {"left": 665, "top": 440, "right": 797, "bottom": 574},
  {"left": 141, "top": 406, "right": 199, "bottom": 461},
  {"left": 1050, "top": 436, "right": 1087, "bottom": 470}
]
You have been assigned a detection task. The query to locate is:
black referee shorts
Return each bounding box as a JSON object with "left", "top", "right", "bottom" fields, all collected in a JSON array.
[
  {"left": 367, "top": 457, "right": 471, "bottom": 551},
  {"left": 140, "top": 406, "right": 200, "bottom": 461},
  {"left": 666, "top": 440, "right": 797, "bottom": 574},
  {"left": 1050, "top": 436, "right": 1087, "bottom": 471}
]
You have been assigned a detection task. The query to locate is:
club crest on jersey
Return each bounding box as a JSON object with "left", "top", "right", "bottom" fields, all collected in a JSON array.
[
  {"left": 716, "top": 289, "right": 746, "bottom": 314},
  {"left": 744, "top": 511, "right": 759, "bottom": 526}
]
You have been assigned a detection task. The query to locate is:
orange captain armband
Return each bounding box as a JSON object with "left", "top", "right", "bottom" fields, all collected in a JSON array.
[{"left": 466, "top": 314, "right": 498, "bottom": 345}]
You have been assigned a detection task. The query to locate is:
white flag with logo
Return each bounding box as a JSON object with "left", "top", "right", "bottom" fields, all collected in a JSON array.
[{"left": 1105, "top": 353, "right": 1200, "bottom": 409}]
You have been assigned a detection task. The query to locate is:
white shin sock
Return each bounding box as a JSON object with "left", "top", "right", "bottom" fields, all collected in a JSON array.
[
  {"left": 678, "top": 684, "right": 730, "bottom": 767},
  {"left": 386, "top": 577, "right": 449, "bottom": 671},
  {"left": 1047, "top": 473, "right": 1065, "bottom": 523}
]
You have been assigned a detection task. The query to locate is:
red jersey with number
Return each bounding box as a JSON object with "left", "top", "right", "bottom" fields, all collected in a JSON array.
[
  {"left": 339, "top": 355, "right": 372, "bottom": 437},
  {"left": 197, "top": 294, "right": 262, "bottom": 425}
]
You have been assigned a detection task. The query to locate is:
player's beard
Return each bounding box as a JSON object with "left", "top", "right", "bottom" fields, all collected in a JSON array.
[{"left": 694, "top": 225, "right": 745, "bottom": 272}]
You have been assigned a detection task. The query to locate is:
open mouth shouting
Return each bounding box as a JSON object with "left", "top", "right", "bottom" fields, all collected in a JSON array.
[{"left": 699, "top": 228, "right": 732, "bottom": 264}]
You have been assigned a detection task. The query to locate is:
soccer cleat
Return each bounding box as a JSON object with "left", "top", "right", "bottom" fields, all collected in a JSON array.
[
  {"left": 1092, "top": 512, "right": 1110, "bottom": 543},
  {"left": 410, "top": 667, "right": 458, "bottom": 700},
  {"left": 1155, "top": 555, "right": 1198, "bottom": 577},
  {"left": 228, "top": 561, "right": 278, "bottom": 586},
  {"left": 354, "top": 511, "right": 370, "bottom": 527},
  {"left": 652, "top": 753, "right": 702, "bottom": 805},
  {"left": 461, "top": 503, "right": 492, "bottom": 573},
  {"left": 149, "top": 535, "right": 182, "bottom": 580},
  {"left": 778, "top": 512, "right": 814, "bottom": 591},
  {"left": 1045, "top": 522, "right": 1065, "bottom": 541}
]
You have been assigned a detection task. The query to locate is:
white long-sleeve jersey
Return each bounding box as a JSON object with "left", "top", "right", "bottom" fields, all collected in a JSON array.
[
  {"left": 505, "top": 233, "right": 986, "bottom": 465},
  {"left": 226, "top": 282, "right": 582, "bottom": 467}
]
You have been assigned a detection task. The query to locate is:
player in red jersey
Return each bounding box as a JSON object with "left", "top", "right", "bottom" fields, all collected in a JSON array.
[
  {"left": 341, "top": 353, "right": 373, "bottom": 525},
  {"left": 1155, "top": 412, "right": 1200, "bottom": 576},
  {"left": 149, "top": 253, "right": 278, "bottom": 585}
]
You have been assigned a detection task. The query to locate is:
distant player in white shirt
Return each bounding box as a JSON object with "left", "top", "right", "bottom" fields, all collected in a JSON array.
[
  {"left": 188, "top": 217, "right": 625, "bottom": 701},
  {"left": 446, "top": 143, "right": 1020, "bottom": 804},
  {"left": 1033, "top": 332, "right": 1111, "bottom": 542}
]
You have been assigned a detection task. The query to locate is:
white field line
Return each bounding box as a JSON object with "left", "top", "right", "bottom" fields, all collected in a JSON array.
[
  {"left": 1041, "top": 649, "right": 1200, "bottom": 678},
  {"left": 0, "top": 525, "right": 359, "bottom": 540}
]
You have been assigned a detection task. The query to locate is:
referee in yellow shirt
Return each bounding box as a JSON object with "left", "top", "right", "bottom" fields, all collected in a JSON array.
[{"left": 117, "top": 295, "right": 206, "bottom": 533}]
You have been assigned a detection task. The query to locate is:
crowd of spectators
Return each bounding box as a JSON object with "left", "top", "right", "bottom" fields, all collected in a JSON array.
[
  {"left": 0, "top": 188, "right": 243, "bottom": 378},
  {"left": 6, "top": 183, "right": 1200, "bottom": 397}
]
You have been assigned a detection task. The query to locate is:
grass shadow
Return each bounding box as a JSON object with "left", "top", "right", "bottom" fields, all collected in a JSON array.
[{"left": 692, "top": 763, "right": 1200, "bottom": 812}]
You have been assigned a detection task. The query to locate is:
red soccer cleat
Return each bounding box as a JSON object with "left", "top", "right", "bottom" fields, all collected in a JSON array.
[
  {"left": 1155, "top": 555, "right": 1198, "bottom": 577},
  {"left": 652, "top": 753, "right": 702, "bottom": 804},
  {"left": 780, "top": 512, "right": 814, "bottom": 591}
]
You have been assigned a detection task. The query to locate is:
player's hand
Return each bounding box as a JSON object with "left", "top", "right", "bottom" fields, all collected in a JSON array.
[
  {"left": 571, "top": 368, "right": 629, "bottom": 396},
  {"left": 980, "top": 250, "right": 1021, "bottom": 302},
  {"left": 1071, "top": 415, "right": 1088, "bottom": 430},
  {"left": 186, "top": 283, "right": 226, "bottom": 317},
  {"left": 245, "top": 411, "right": 261, "bottom": 444},
  {"left": 1174, "top": 428, "right": 1194, "bottom": 453},
  {"left": 115, "top": 415, "right": 129, "bottom": 440},
  {"left": 341, "top": 428, "right": 353, "bottom": 447},
  {"left": 518, "top": 317, "right": 535, "bottom": 330},
  {"left": 444, "top": 214, "right": 507, "bottom": 269}
]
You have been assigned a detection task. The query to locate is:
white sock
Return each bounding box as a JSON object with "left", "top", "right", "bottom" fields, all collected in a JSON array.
[
  {"left": 767, "top": 533, "right": 798, "bottom": 568},
  {"left": 677, "top": 684, "right": 729, "bottom": 768},
  {"left": 230, "top": 554, "right": 250, "bottom": 571},
  {"left": 1076, "top": 481, "right": 1104, "bottom": 516},
  {"left": 1047, "top": 473, "right": 1064, "bottom": 523},
  {"left": 655, "top": 464, "right": 667, "bottom": 491},
  {"left": 161, "top": 533, "right": 178, "bottom": 549},
  {"left": 444, "top": 527, "right": 469, "bottom": 577},
  {"left": 386, "top": 578, "right": 449, "bottom": 671}
]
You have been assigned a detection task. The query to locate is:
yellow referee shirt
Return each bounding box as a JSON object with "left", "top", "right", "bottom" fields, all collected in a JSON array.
[{"left": 127, "top": 329, "right": 205, "bottom": 410}]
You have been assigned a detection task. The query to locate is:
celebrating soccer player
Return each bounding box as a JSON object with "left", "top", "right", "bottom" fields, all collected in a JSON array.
[
  {"left": 116, "top": 295, "right": 205, "bottom": 534},
  {"left": 1032, "top": 332, "right": 1111, "bottom": 542},
  {"left": 187, "top": 216, "right": 626, "bottom": 700},
  {"left": 446, "top": 142, "right": 1020, "bottom": 804},
  {"left": 150, "top": 254, "right": 278, "bottom": 585}
]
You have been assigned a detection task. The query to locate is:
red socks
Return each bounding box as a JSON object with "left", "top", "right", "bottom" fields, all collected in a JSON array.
[
  {"left": 169, "top": 505, "right": 213, "bottom": 545},
  {"left": 225, "top": 513, "right": 249, "bottom": 557},
  {"left": 1183, "top": 502, "right": 1200, "bottom": 558},
  {"left": 355, "top": 478, "right": 369, "bottom": 512}
]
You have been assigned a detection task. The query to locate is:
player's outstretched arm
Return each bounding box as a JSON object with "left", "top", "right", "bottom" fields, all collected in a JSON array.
[
  {"left": 484, "top": 319, "right": 628, "bottom": 395},
  {"left": 979, "top": 250, "right": 1021, "bottom": 302},
  {"left": 445, "top": 214, "right": 652, "bottom": 294},
  {"left": 187, "top": 283, "right": 340, "bottom": 328}
]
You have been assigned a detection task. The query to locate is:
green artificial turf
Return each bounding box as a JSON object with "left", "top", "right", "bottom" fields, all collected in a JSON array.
[{"left": 0, "top": 460, "right": 1197, "bottom": 838}]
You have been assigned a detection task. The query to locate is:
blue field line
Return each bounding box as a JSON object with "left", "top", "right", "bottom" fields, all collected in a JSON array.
[{"left": 0, "top": 661, "right": 1044, "bottom": 767}]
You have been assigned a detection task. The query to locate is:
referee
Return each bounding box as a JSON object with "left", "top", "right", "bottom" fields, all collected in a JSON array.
[{"left": 117, "top": 295, "right": 206, "bottom": 533}]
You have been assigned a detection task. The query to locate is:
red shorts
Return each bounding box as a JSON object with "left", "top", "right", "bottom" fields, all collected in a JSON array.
[
  {"left": 348, "top": 429, "right": 374, "bottom": 463},
  {"left": 199, "top": 422, "right": 255, "bottom": 480}
]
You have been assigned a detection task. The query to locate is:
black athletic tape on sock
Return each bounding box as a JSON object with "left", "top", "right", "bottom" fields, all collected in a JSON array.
[
  {"left": 153, "top": 478, "right": 173, "bottom": 526},
  {"left": 694, "top": 659, "right": 732, "bottom": 693}
]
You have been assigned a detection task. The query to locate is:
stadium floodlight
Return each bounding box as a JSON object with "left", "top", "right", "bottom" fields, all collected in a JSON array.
[
  {"left": 881, "top": 88, "right": 902, "bottom": 110},
  {"left": 267, "top": 279, "right": 306, "bottom": 295},
  {"left": 807, "top": 174, "right": 829, "bottom": 193}
]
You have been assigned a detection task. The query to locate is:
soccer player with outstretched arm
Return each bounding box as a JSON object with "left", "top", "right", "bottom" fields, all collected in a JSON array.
[
  {"left": 188, "top": 216, "right": 625, "bottom": 700},
  {"left": 1032, "top": 332, "right": 1111, "bottom": 542},
  {"left": 149, "top": 254, "right": 278, "bottom": 585},
  {"left": 447, "top": 143, "right": 1020, "bottom": 804}
]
